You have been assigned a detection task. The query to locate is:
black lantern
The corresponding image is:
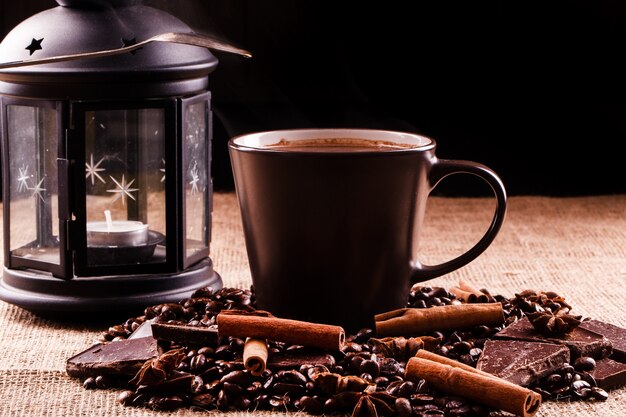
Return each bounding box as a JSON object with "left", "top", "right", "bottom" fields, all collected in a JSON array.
[{"left": 0, "top": 0, "right": 227, "bottom": 315}]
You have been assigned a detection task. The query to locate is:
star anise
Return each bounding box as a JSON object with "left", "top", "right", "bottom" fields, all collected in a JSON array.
[
  {"left": 512, "top": 290, "right": 573, "bottom": 315},
  {"left": 311, "top": 372, "right": 372, "bottom": 395},
  {"left": 526, "top": 310, "right": 582, "bottom": 336},
  {"left": 129, "top": 348, "right": 186, "bottom": 387},
  {"left": 354, "top": 391, "right": 396, "bottom": 417},
  {"left": 368, "top": 335, "right": 441, "bottom": 361}
]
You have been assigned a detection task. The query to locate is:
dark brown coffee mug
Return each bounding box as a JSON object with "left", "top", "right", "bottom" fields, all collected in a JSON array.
[{"left": 228, "top": 129, "right": 507, "bottom": 331}]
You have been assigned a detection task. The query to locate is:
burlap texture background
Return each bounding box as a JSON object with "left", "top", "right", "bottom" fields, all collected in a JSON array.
[{"left": 1, "top": 192, "right": 625, "bottom": 416}]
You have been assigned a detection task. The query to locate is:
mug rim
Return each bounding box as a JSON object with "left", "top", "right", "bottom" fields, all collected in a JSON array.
[{"left": 228, "top": 128, "right": 436, "bottom": 153}]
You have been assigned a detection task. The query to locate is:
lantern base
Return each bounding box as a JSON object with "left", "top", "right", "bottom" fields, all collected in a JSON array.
[{"left": 0, "top": 259, "right": 222, "bottom": 319}]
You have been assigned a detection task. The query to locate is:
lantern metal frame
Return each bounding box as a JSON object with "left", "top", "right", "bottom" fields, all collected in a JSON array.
[{"left": 0, "top": 0, "right": 223, "bottom": 316}]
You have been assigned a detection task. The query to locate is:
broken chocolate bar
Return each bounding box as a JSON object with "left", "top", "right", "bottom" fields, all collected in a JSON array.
[
  {"left": 258, "top": 350, "right": 335, "bottom": 370},
  {"left": 494, "top": 317, "right": 612, "bottom": 360},
  {"left": 477, "top": 339, "right": 570, "bottom": 386},
  {"left": 590, "top": 358, "right": 626, "bottom": 390},
  {"left": 151, "top": 322, "right": 218, "bottom": 345},
  {"left": 579, "top": 319, "right": 626, "bottom": 363},
  {"left": 66, "top": 336, "right": 158, "bottom": 378}
]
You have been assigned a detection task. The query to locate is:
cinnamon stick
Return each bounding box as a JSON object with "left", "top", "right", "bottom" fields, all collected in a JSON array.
[
  {"left": 414, "top": 349, "right": 502, "bottom": 380},
  {"left": 406, "top": 355, "right": 542, "bottom": 417},
  {"left": 375, "top": 303, "right": 504, "bottom": 337},
  {"left": 217, "top": 312, "right": 345, "bottom": 351},
  {"left": 243, "top": 338, "right": 268, "bottom": 376},
  {"left": 448, "top": 286, "right": 478, "bottom": 303},
  {"left": 457, "top": 278, "right": 495, "bottom": 302}
]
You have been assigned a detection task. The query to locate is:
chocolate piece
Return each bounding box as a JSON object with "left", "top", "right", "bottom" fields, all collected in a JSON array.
[
  {"left": 579, "top": 319, "right": 626, "bottom": 363},
  {"left": 590, "top": 358, "right": 626, "bottom": 390},
  {"left": 229, "top": 350, "right": 336, "bottom": 371},
  {"left": 494, "top": 317, "right": 612, "bottom": 360},
  {"left": 66, "top": 336, "right": 158, "bottom": 378},
  {"left": 267, "top": 351, "right": 336, "bottom": 370},
  {"left": 151, "top": 322, "right": 218, "bottom": 345},
  {"left": 476, "top": 339, "right": 570, "bottom": 386},
  {"left": 127, "top": 318, "right": 156, "bottom": 340}
]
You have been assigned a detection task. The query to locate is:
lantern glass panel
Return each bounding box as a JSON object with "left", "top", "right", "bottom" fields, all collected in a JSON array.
[
  {"left": 84, "top": 108, "right": 166, "bottom": 266},
  {"left": 7, "top": 104, "right": 60, "bottom": 264},
  {"left": 183, "top": 100, "right": 209, "bottom": 260}
]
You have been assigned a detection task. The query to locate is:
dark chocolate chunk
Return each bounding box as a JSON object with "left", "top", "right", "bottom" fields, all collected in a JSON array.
[
  {"left": 267, "top": 351, "right": 336, "bottom": 370},
  {"left": 151, "top": 322, "right": 218, "bottom": 345},
  {"left": 590, "top": 358, "right": 626, "bottom": 390},
  {"left": 66, "top": 336, "right": 158, "bottom": 378},
  {"left": 476, "top": 339, "right": 570, "bottom": 386},
  {"left": 579, "top": 319, "right": 626, "bottom": 363},
  {"left": 127, "top": 318, "right": 156, "bottom": 340},
  {"left": 494, "top": 317, "right": 612, "bottom": 360}
]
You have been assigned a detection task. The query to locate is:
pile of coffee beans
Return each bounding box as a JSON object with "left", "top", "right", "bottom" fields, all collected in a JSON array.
[
  {"left": 530, "top": 360, "right": 608, "bottom": 402},
  {"left": 87, "top": 285, "right": 609, "bottom": 416}
]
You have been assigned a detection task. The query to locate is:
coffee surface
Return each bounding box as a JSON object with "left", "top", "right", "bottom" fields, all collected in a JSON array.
[{"left": 266, "top": 137, "right": 415, "bottom": 152}]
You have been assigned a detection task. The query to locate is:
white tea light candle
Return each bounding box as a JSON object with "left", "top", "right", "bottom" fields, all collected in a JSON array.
[{"left": 87, "top": 212, "right": 149, "bottom": 247}]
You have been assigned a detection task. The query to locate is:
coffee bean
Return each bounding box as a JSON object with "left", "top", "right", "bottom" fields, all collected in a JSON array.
[
  {"left": 268, "top": 396, "right": 286, "bottom": 408},
  {"left": 590, "top": 387, "right": 609, "bottom": 401},
  {"left": 150, "top": 395, "right": 185, "bottom": 411},
  {"left": 545, "top": 373, "right": 562, "bottom": 385},
  {"left": 411, "top": 393, "right": 435, "bottom": 404},
  {"left": 82, "top": 377, "right": 97, "bottom": 390},
  {"left": 572, "top": 380, "right": 592, "bottom": 395},
  {"left": 189, "top": 353, "right": 207, "bottom": 371},
  {"left": 574, "top": 357, "right": 596, "bottom": 372},
  {"left": 94, "top": 375, "right": 110, "bottom": 389},
  {"left": 220, "top": 370, "right": 249, "bottom": 387},
  {"left": 306, "top": 365, "right": 329, "bottom": 381},
  {"left": 579, "top": 372, "right": 597, "bottom": 387},
  {"left": 395, "top": 397, "right": 412, "bottom": 417},
  {"left": 191, "top": 393, "right": 214, "bottom": 409},
  {"left": 397, "top": 381, "right": 416, "bottom": 398},
  {"left": 117, "top": 390, "right": 135, "bottom": 406},
  {"left": 222, "top": 381, "right": 243, "bottom": 396},
  {"left": 358, "top": 359, "right": 380, "bottom": 377},
  {"left": 216, "top": 390, "right": 229, "bottom": 411},
  {"left": 273, "top": 382, "right": 306, "bottom": 396},
  {"left": 355, "top": 328, "right": 374, "bottom": 343},
  {"left": 295, "top": 396, "right": 324, "bottom": 414},
  {"left": 232, "top": 396, "right": 251, "bottom": 410},
  {"left": 324, "top": 397, "right": 340, "bottom": 413}
]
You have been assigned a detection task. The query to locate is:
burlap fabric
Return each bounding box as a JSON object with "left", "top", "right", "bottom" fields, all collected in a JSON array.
[{"left": 1, "top": 193, "right": 625, "bottom": 416}]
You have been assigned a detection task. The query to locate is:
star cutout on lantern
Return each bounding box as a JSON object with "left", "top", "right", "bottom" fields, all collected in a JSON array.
[
  {"left": 160, "top": 158, "right": 166, "bottom": 183},
  {"left": 26, "top": 38, "right": 44, "bottom": 56},
  {"left": 85, "top": 153, "right": 106, "bottom": 185},
  {"left": 107, "top": 174, "right": 139, "bottom": 206},
  {"left": 31, "top": 177, "right": 46, "bottom": 203},
  {"left": 17, "top": 165, "right": 30, "bottom": 192},
  {"left": 189, "top": 162, "right": 200, "bottom": 195}
]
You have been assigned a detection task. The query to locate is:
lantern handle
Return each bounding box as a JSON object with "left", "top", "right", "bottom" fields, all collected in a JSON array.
[{"left": 0, "top": 32, "right": 252, "bottom": 69}]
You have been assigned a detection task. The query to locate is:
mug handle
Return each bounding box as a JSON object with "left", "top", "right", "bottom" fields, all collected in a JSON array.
[{"left": 410, "top": 158, "right": 507, "bottom": 283}]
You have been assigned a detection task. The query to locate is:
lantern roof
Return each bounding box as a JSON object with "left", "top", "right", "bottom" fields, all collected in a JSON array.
[{"left": 0, "top": 0, "right": 218, "bottom": 98}]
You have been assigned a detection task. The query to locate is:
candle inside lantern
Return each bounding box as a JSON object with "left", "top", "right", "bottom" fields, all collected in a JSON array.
[{"left": 87, "top": 210, "right": 149, "bottom": 247}]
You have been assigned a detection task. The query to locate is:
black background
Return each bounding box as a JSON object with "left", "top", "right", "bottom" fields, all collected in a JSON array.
[{"left": 2, "top": 1, "right": 626, "bottom": 196}]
